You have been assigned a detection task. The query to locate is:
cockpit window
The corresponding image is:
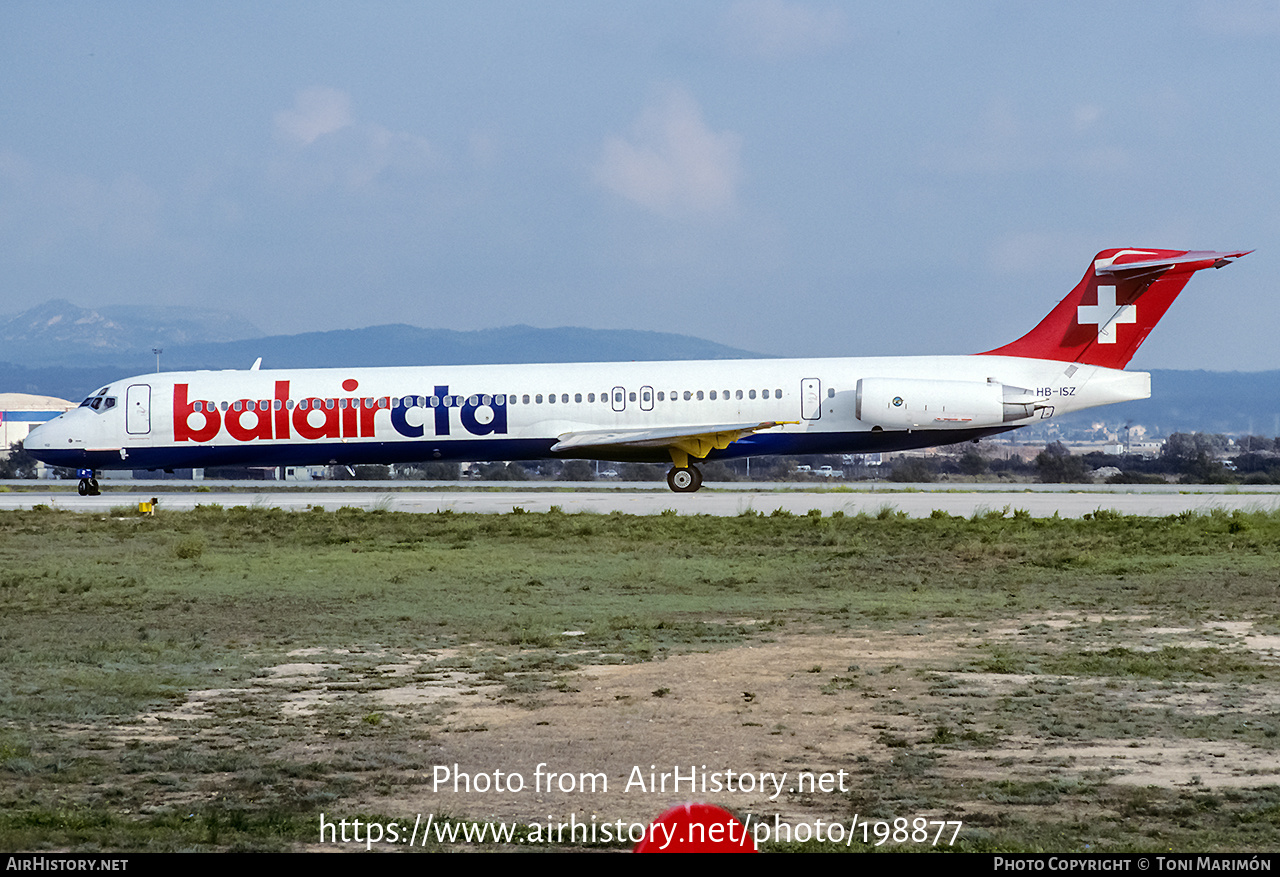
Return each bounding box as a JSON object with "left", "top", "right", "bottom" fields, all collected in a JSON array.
[
  {"left": 80, "top": 387, "right": 111, "bottom": 408},
  {"left": 82, "top": 394, "right": 117, "bottom": 413}
]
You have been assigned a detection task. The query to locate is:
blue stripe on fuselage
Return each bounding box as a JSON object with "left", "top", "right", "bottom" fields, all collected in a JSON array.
[{"left": 32, "top": 427, "right": 1015, "bottom": 471}]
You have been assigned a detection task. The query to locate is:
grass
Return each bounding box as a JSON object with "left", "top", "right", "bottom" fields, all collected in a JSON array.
[{"left": 1, "top": 506, "right": 1279, "bottom": 851}]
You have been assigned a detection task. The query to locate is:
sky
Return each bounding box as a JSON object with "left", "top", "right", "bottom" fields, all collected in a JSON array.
[{"left": 2, "top": 1, "right": 1278, "bottom": 370}]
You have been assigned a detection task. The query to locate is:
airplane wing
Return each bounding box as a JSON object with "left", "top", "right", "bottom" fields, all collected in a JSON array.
[{"left": 551, "top": 420, "right": 791, "bottom": 465}]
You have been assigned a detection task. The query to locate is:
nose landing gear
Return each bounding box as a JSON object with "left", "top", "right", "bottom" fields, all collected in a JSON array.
[{"left": 76, "top": 469, "right": 100, "bottom": 496}]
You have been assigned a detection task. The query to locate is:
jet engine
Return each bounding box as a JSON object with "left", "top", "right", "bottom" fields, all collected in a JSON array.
[{"left": 855, "top": 378, "right": 1043, "bottom": 430}]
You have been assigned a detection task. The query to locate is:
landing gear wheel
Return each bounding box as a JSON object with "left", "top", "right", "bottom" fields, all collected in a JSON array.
[
  {"left": 666, "top": 465, "right": 703, "bottom": 493},
  {"left": 88, "top": 478, "right": 100, "bottom": 496},
  {"left": 77, "top": 479, "right": 89, "bottom": 497}
]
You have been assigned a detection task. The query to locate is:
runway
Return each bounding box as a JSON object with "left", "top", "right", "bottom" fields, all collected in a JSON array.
[{"left": 3, "top": 482, "right": 1279, "bottom": 518}]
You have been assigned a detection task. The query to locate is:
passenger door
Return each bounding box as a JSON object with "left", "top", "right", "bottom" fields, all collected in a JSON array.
[
  {"left": 801, "top": 378, "right": 821, "bottom": 421},
  {"left": 126, "top": 384, "right": 151, "bottom": 435}
]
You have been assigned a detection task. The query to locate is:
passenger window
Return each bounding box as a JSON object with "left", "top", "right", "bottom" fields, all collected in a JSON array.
[
  {"left": 709, "top": 391, "right": 717, "bottom": 400},
  {"left": 827, "top": 388, "right": 835, "bottom": 398},
  {"left": 588, "top": 393, "right": 595, "bottom": 403},
  {"left": 562, "top": 394, "right": 569, "bottom": 403},
  {"left": 657, "top": 391, "right": 664, "bottom": 401},
  {"left": 696, "top": 390, "right": 704, "bottom": 401},
  {"left": 749, "top": 390, "right": 756, "bottom": 399},
  {"left": 536, "top": 394, "right": 543, "bottom": 403},
  {"left": 775, "top": 388, "right": 782, "bottom": 397},
  {"left": 736, "top": 390, "right": 743, "bottom": 400},
  {"left": 523, "top": 394, "right": 530, "bottom": 404},
  {"left": 628, "top": 392, "right": 636, "bottom": 402},
  {"left": 762, "top": 390, "right": 769, "bottom": 399},
  {"left": 575, "top": 393, "right": 582, "bottom": 403},
  {"left": 614, "top": 391, "right": 623, "bottom": 403}
]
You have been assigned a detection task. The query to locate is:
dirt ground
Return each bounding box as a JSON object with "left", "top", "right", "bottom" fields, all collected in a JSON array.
[
  {"left": 108, "top": 614, "right": 1280, "bottom": 849},
  {"left": 155, "top": 615, "right": 1270, "bottom": 837}
]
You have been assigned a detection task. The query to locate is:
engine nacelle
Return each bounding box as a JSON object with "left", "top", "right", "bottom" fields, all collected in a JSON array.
[{"left": 856, "top": 378, "right": 1040, "bottom": 430}]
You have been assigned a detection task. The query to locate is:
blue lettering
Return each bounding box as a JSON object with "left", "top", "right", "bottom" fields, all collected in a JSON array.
[
  {"left": 391, "top": 399, "right": 425, "bottom": 438},
  {"left": 388, "top": 386, "right": 508, "bottom": 440},
  {"left": 433, "top": 385, "right": 451, "bottom": 436},
  {"left": 461, "top": 394, "right": 507, "bottom": 436}
]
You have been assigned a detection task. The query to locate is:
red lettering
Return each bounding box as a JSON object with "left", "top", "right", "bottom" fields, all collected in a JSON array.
[
  {"left": 342, "top": 399, "right": 358, "bottom": 438},
  {"left": 226, "top": 400, "right": 273, "bottom": 441},
  {"left": 274, "top": 380, "right": 290, "bottom": 439},
  {"left": 294, "top": 399, "right": 340, "bottom": 439},
  {"left": 173, "top": 384, "right": 220, "bottom": 442},
  {"left": 359, "top": 397, "right": 390, "bottom": 437}
]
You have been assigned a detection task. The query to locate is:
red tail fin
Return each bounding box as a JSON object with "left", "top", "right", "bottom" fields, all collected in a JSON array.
[{"left": 982, "top": 248, "right": 1250, "bottom": 369}]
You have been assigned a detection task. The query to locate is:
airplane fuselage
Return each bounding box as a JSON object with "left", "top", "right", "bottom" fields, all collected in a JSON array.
[{"left": 26, "top": 353, "right": 1147, "bottom": 472}]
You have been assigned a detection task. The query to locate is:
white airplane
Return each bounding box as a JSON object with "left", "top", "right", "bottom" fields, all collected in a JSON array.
[{"left": 25, "top": 247, "right": 1248, "bottom": 496}]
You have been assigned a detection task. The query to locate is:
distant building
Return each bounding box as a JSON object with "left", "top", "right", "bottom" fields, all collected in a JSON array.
[{"left": 0, "top": 393, "right": 75, "bottom": 455}]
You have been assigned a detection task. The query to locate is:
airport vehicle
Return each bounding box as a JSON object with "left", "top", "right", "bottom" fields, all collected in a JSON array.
[{"left": 25, "top": 248, "right": 1248, "bottom": 494}]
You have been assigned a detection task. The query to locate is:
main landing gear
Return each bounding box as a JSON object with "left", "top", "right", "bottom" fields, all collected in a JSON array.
[
  {"left": 666, "top": 464, "right": 703, "bottom": 493},
  {"left": 76, "top": 469, "right": 100, "bottom": 496}
]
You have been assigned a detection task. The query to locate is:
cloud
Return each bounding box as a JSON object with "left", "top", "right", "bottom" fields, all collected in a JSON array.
[
  {"left": 593, "top": 88, "right": 741, "bottom": 218},
  {"left": 274, "top": 87, "right": 353, "bottom": 146},
  {"left": 721, "top": 0, "right": 850, "bottom": 60},
  {"left": 1194, "top": 0, "right": 1280, "bottom": 36},
  {"left": 0, "top": 149, "right": 163, "bottom": 257},
  {"left": 270, "top": 87, "right": 434, "bottom": 192},
  {"left": 923, "top": 98, "right": 1130, "bottom": 177},
  {"left": 986, "top": 231, "right": 1099, "bottom": 276}
]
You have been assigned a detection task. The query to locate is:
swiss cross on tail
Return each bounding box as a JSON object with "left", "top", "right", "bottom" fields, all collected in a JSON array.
[{"left": 982, "top": 248, "right": 1250, "bottom": 370}]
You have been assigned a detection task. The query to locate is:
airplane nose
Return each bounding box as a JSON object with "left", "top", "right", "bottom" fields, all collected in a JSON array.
[
  {"left": 25, "top": 419, "right": 49, "bottom": 447},
  {"left": 23, "top": 415, "right": 65, "bottom": 453}
]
